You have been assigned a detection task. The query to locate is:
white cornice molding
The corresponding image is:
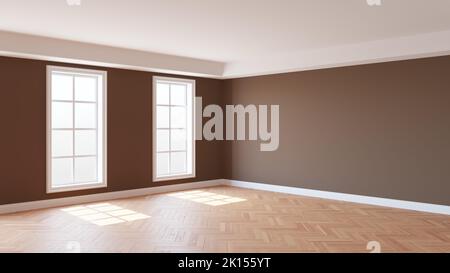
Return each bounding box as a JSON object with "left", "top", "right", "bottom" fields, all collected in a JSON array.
[
  {"left": 0, "top": 30, "right": 225, "bottom": 78},
  {"left": 1, "top": 30, "right": 450, "bottom": 79},
  {"left": 222, "top": 30, "right": 450, "bottom": 79}
]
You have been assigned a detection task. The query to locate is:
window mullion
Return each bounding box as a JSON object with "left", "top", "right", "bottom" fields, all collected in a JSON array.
[
  {"left": 95, "top": 77, "right": 99, "bottom": 180},
  {"left": 168, "top": 84, "right": 172, "bottom": 175},
  {"left": 72, "top": 76, "right": 76, "bottom": 184},
  {"left": 185, "top": 92, "right": 188, "bottom": 171}
]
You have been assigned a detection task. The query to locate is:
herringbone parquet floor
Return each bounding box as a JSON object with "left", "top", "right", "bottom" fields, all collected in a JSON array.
[{"left": 0, "top": 186, "right": 449, "bottom": 253}]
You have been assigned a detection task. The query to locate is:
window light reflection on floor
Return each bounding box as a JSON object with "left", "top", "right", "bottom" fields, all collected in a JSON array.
[
  {"left": 61, "top": 203, "right": 150, "bottom": 226},
  {"left": 167, "top": 190, "right": 246, "bottom": 206}
]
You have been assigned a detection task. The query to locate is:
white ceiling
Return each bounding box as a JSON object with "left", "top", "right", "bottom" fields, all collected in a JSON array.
[{"left": 1, "top": 0, "right": 450, "bottom": 78}]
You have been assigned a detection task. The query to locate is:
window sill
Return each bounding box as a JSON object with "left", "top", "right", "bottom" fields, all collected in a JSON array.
[
  {"left": 153, "top": 174, "right": 195, "bottom": 182},
  {"left": 47, "top": 182, "right": 107, "bottom": 194}
]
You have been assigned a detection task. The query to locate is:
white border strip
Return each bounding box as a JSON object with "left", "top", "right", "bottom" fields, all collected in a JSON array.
[
  {"left": 2, "top": 179, "right": 449, "bottom": 216},
  {"left": 223, "top": 30, "right": 450, "bottom": 78},
  {"left": 0, "top": 179, "right": 225, "bottom": 215},
  {"left": 224, "top": 180, "right": 450, "bottom": 215},
  {"left": 0, "top": 30, "right": 224, "bottom": 78},
  {"left": 1, "top": 30, "right": 449, "bottom": 79}
]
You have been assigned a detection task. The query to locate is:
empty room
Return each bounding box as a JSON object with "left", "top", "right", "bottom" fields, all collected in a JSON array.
[{"left": 0, "top": 0, "right": 449, "bottom": 265}]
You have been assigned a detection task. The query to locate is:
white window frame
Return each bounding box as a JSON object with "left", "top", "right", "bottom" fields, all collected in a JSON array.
[
  {"left": 152, "top": 76, "right": 196, "bottom": 182},
  {"left": 46, "top": 66, "right": 107, "bottom": 193}
]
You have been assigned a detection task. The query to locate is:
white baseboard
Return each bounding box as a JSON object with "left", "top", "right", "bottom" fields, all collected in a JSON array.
[
  {"left": 2, "top": 178, "right": 449, "bottom": 216},
  {"left": 224, "top": 179, "right": 450, "bottom": 216},
  {"left": 0, "top": 179, "right": 225, "bottom": 215}
]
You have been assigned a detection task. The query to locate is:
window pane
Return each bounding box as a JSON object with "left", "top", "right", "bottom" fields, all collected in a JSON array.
[
  {"left": 75, "top": 157, "right": 97, "bottom": 182},
  {"left": 157, "top": 129, "right": 169, "bottom": 152},
  {"left": 156, "top": 106, "right": 169, "bottom": 128},
  {"left": 154, "top": 78, "right": 194, "bottom": 180},
  {"left": 170, "top": 84, "right": 186, "bottom": 106},
  {"left": 75, "top": 76, "right": 97, "bottom": 102},
  {"left": 75, "top": 103, "right": 96, "bottom": 128},
  {"left": 49, "top": 68, "right": 106, "bottom": 191},
  {"left": 171, "top": 106, "right": 186, "bottom": 128},
  {"left": 156, "top": 83, "right": 169, "bottom": 105},
  {"left": 170, "top": 152, "right": 186, "bottom": 174},
  {"left": 52, "top": 130, "right": 73, "bottom": 157},
  {"left": 52, "top": 158, "right": 73, "bottom": 186},
  {"left": 75, "top": 130, "right": 97, "bottom": 156},
  {"left": 171, "top": 129, "right": 186, "bottom": 151},
  {"left": 157, "top": 153, "right": 170, "bottom": 176},
  {"left": 52, "top": 102, "right": 73, "bottom": 128},
  {"left": 52, "top": 74, "right": 73, "bottom": 101}
]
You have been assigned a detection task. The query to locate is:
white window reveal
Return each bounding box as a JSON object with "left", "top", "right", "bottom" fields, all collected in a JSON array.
[
  {"left": 47, "top": 66, "right": 107, "bottom": 193},
  {"left": 153, "top": 76, "right": 195, "bottom": 181}
]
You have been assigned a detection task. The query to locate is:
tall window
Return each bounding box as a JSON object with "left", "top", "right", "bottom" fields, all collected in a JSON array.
[
  {"left": 153, "top": 76, "right": 195, "bottom": 181},
  {"left": 47, "top": 66, "right": 107, "bottom": 193}
]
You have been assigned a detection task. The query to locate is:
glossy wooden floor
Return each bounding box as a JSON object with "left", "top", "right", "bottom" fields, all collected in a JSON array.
[{"left": 1, "top": 186, "right": 449, "bottom": 253}]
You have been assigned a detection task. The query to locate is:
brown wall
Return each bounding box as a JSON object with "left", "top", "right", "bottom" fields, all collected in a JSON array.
[
  {"left": 0, "top": 56, "right": 225, "bottom": 205},
  {"left": 224, "top": 56, "right": 450, "bottom": 206},
  {"left": 1, "top": 55, "right": 450, "bottom": 206}
]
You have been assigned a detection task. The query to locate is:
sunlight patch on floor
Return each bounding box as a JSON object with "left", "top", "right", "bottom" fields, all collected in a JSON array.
[
  {"left": 61, "top": 203, "right": 150, "bottom": 226},
  {"left": 167, "top": 190, "right": 246, "bottom": 206}
]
